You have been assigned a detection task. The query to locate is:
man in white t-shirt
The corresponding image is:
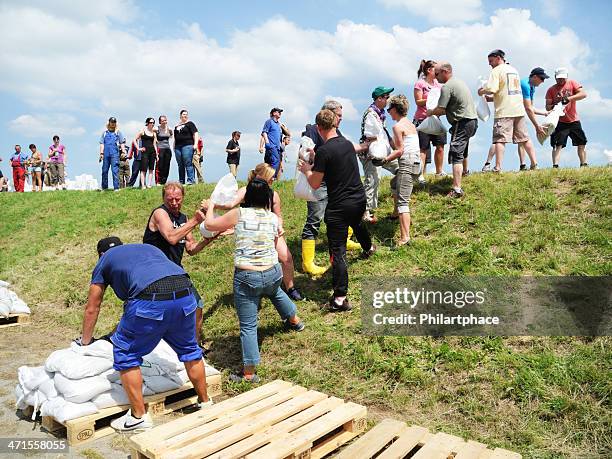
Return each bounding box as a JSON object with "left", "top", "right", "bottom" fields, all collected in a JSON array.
[{"left": 478, "top": 49, "right": 537, "bottom": 172}]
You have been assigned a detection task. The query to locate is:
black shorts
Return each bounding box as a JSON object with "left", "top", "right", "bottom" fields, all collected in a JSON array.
[
  {"left": 550, "top": 121, "right": 587, "bottom": 148},
  {"left": 413, "top": 119, "right": 447, "bottom": 163},
  {"left": 448, "top": 119, "right": 478, "bottom": 165},
  {"left": 140, "top": 149, "right": 156, "bottom": 172}
]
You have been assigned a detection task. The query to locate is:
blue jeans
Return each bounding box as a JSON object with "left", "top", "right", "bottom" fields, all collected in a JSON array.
[
  {"left": 101, "top": 150, "right": 120, "bottom": 190},
  {"left": 233, "top": 264, "right": 296, "bottom": 366},
  {"left": 301, "top": 183, "right": 328, "bottom": 239},
  {"left": 264, "top": 147, "right": 281, "bottom": 177},
  {"left": 175, "top": 145, "right": 195, "bottom": 184}
]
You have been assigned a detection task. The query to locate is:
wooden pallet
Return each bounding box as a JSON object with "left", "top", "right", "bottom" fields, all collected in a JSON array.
[
  {"left": 42, "top": 373, "right": 222, "bottom": 446},
  {"left": 334, "top": 418, "right": 521, "bottom": 459},
  {"left": 130, "top": 379, "right": 368, "bottom": 459},
  {"left": 0, "top": 313, "right": 30, "bottom": 329}
]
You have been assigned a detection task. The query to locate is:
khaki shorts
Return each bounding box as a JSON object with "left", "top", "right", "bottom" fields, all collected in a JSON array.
[{"left": 492, "top": 116, "right": 529, "bottom": 144}]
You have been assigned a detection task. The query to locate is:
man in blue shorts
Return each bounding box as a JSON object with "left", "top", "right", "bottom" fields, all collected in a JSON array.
[
  {"left": 259, "top": 107, "right": 284, "bottom": 177},
  {"left": 76, "top": 237, "right": 211, "bottom": 432}
]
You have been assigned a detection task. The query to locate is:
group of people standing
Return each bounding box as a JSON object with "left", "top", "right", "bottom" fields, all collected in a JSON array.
[
  {"left": 99, "top": 111, "right": 242, "bottom": 191},
  {"left": 1, "top": 136, "right": 67, "bottom": 192}
]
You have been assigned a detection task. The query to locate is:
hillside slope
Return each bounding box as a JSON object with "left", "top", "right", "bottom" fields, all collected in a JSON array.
[{"left": 1, "top": 167, "right": 610, "bottom": 458}]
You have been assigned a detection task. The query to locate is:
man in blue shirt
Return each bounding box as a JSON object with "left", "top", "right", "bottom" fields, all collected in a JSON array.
[
  {"left": 10, "top": 145, "right": 30, "bottom": 192},
  {"left": 77, "top": 238, "right": 211, "bottom": 432},
  {"left": 517, "top": 67, "right": 550, "bottom": 169},
  {"left": 259, "top": 107, "right": 284, "bottom": 177},
  {"left": 98, "top": 117, "right": 126, "bottom": 191}
]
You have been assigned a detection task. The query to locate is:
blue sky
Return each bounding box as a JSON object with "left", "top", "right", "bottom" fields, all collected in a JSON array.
[{"left": 1, "top": 0, "right": 611, "bottom": 184}]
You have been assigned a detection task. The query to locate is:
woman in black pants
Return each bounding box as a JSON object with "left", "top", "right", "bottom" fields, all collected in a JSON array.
[
  {"left": 134, "top": 117, "right": 158, "bottom": 188},
  {"left": 156, "top": 115, "right": 173, "bottom": 184}
]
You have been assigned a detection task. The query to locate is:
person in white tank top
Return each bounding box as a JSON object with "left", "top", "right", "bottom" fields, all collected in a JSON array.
[{"left": 380, "top": 95, "right": 421, "bottom": 246}]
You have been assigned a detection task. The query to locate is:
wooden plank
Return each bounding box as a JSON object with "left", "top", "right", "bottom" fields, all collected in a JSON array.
[
  {"left": 312, "top": 429, "right": 361, "bottom": 459},
  {"left": 214, "top": 397, "right": 345, "bottom": 459},
  {"left": 489, "top": 448, "right": 522, "bottom": 459},
  {"left": 454, "top": 440, "right": 488, "bottom": 459},
  {"left": 335, "top": 418, "right": 408, "bottom": 459},
  {"left": 131, "top": 379, "right": 292, "bottom": 450},
  {"left": 376, "top": 425, "right": 431, "bottom": 459},
  {"left": 246, "top": 402, "right": 367, "bottom": 459},
  {"left": 154, "top": 385, "right": 310, "bottom": 459},
  {"left": 411, "top": 432, "right": 465, "bottom": 459},
  {"left": 0, "top": 313, "right": 30, "bottom": 328}
]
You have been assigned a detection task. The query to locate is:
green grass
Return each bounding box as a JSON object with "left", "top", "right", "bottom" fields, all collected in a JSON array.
[{"left": 1, "top": 167, "right": 611, "bottom": 458}]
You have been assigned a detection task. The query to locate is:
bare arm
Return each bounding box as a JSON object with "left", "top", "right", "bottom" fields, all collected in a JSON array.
[
  {"left": 272, "top": 191, "right": 284, "bottom": 232},
  {"left": 414, "top": 87, "right": 426, "bottom": 107},
  {"left": 386, "top": 125, "right": 405, "bottom": 162},
  {"left": 185, "top": 230, "right": 218, "bottom": 256},
  {"left": 150, "top": 208, "right": 204, "bottom": 245},
  {"left": 568, "top": 88, "right": 587, "bottom": 103},
  {"left": 428, "top": 107, "right": 446, "bottom": 117},
  {"left": 81, "top": 284, "right": 106, "bottom": 344},
  {"left": 545, "top": 97, "right": 554, "bottom": 111},
  {"left": 205, "top": 204, "right": 239, "bottom": 232},
  {"left": 134, "top": 131, "right": 144, "bottom": 151}
]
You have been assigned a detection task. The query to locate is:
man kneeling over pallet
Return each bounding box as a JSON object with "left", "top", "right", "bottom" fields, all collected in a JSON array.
[{"left": 75, "top": 237, "right": 212, "bottom": 432}]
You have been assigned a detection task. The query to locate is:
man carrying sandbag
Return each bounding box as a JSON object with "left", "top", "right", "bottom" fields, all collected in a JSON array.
[
  {"left": 359, "top": 86, "right": 400, "bottom": 223},
  {"left": 427, "top": 62, "right": 478, "bottom": 198},
  {"left": 143, "top": 182, "right": 219, "bottom": 343},
  {"left": 77, "top": 238, "right": 212, "bottom": 432}
]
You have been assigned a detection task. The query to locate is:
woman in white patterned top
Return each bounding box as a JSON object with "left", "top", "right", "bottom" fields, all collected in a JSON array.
[{"left": 204, "top": 178, "right": 304, "bottom": 383}]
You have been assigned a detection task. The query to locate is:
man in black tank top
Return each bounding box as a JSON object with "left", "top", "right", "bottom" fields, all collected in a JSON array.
[{"left": 143, "top": 182, "right": 219, "bottom": 342}]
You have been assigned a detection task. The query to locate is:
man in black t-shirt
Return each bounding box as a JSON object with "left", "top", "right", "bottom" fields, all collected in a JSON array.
[
  {"left": 225, "top": 131, "right": 241, "bottom": 177},
  {"left": 143, "top": 182, "right": 218, "bottom": 342},
  {"left": 299, "top": 110, "right": 376, "bottom": 312}
]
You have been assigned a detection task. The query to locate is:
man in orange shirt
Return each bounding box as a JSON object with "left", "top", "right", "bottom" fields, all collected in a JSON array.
[{"left": 545, "top": 67, "right": 588, "bottom": 168}]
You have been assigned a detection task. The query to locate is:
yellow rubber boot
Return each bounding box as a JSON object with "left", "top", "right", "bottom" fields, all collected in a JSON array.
[
  {"left": 346, "top": 227, "right": 362, "bottom": 251},
  {"left": 301, "top": 239, "right": 328, "bottom": 276}
]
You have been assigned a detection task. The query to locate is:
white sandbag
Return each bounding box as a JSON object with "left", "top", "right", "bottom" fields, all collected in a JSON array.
[
  {"left": 537, "top": 104, "right": 565, "bottom": 145},
  {"left": 8, "top": 290, "right": 30, "bottom": 314},
  {"left": 368, "top": 133, "right": 391, "bottom": 160},
  {"left": 40, "top": 397, "right": 98, "bottom": 423},
  {"left": 0, "top": 288, "right": 11, "bottom": 318},
  {"left": 476, "top": 96, "right": 491, "bottom": 122},
  {"left": 142, "top": 340, "right": 183, "bottom": 374},
  {"left": 54, "top": 372, "right": 114, "bottom": 404},
  {"left": 204, "top": 363, "right": 220, "bottom": 377},
  {"left": 363, "top": 112, "right": 383, "bottom": 138},
  {"left": 0, "top": 280, "right": 9, "bottom": 287},
  {"left": 417, "top": 116, "right": 446, "bottom": 136},
  {"left": 140, "top": 361, "right": 166, "bottom": 377},
  {"left": 70, "top": 339, "right": 113, "bottom": 360},
  {"left": 142, "top": 374, "right": 183, "bottom": 393},
  {"left": 426, "top": 87, "right": 441, "bottom": 111},
  {"left": 17, "top": 366, "right": 53, "bottom": 392},
  {"left": 45, "top": 349, "right": 113, "bottom": 379},
  {"left": 39, "top": 378, "right": 59, "bottom": 399},
  {"left": 199, "top": 221, "right": 218, "bottom": 239},
  {"left": 210, "top": 173, "right": 238, "bottom": 206},
  {"left": 15, "top": 384, "right": 48, "bottom": 418},
  {"left": 293, "top": 172, "right": 317, "bottom": 201},
  {"left": 91, "top": 383, "right": 152, "bottom": 409}
]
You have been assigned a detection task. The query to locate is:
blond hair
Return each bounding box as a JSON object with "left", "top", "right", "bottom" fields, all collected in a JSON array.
[
  {"left": 162, "top": 181, "right": 184, "bottom": 198},
  {"left": 248, "top": 163, "right": 275, "bottom": 183},
  {"left": 315, "top": 109, "right": 337, "bottom": 130},
  {"left": 388, "top": 94, "right": 409, "bottom": 117}
]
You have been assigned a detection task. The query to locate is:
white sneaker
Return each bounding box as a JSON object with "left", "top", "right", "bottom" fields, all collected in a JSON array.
[
  {"left": 198, "top": 399, "right": 214, "bottom": 410},
  {"left": 435, "top": 171, "right": 448, "bottom": 177},
  {"left": 481, "top": 163, "right": 492, "bottom": 172},
  {"left": 110, "top": 409, "right": 153, "bottom": 432},
  {"left": 418, "top": 175, "right": 426, "bottom": 185}
]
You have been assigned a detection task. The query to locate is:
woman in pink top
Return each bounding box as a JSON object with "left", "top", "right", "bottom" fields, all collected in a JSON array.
[
  {"left": 48, "top": 135, "right": 67, "bottom": 190},
  {"left": 413, "top": 59, "right": 447, "bottom": 182}
]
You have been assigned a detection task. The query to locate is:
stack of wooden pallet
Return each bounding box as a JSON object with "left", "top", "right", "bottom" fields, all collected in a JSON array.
[{"left": 130, "top": 379, "right": 368, "bottom": 459}]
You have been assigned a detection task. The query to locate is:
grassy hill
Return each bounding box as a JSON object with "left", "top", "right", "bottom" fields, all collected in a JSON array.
[{"left": 1, "top": 167, "right": 610, "bottom": 458}]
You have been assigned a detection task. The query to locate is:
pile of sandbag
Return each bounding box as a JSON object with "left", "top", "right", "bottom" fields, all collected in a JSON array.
[
  {"left": 0, "top": 281, "right": 31, "bottom": 319},
  {"left": 15, "top": 339, "right": 219, "bottom": 423}
]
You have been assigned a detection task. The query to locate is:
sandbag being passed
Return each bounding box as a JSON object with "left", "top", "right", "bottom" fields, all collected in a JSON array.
[
  {"left": 294, "top": 136, "right": 317, "bottom": 202},
  {"left": 537, "top": 104, "right": 566, "bottom": 145}
]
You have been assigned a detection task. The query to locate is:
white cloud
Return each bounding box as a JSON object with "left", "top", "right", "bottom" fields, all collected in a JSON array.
[
  {"left": 379, "top": 0, "right": 483, "bottom": 25},
  {"left": 9, "top": 114, "right": 86, "bottom": 137},
  {"left": 324, "top": 96, "right": 359, "bottom": 121},
  {"left": 579, "top": 88, "right": 612, "bottom": 119}
]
